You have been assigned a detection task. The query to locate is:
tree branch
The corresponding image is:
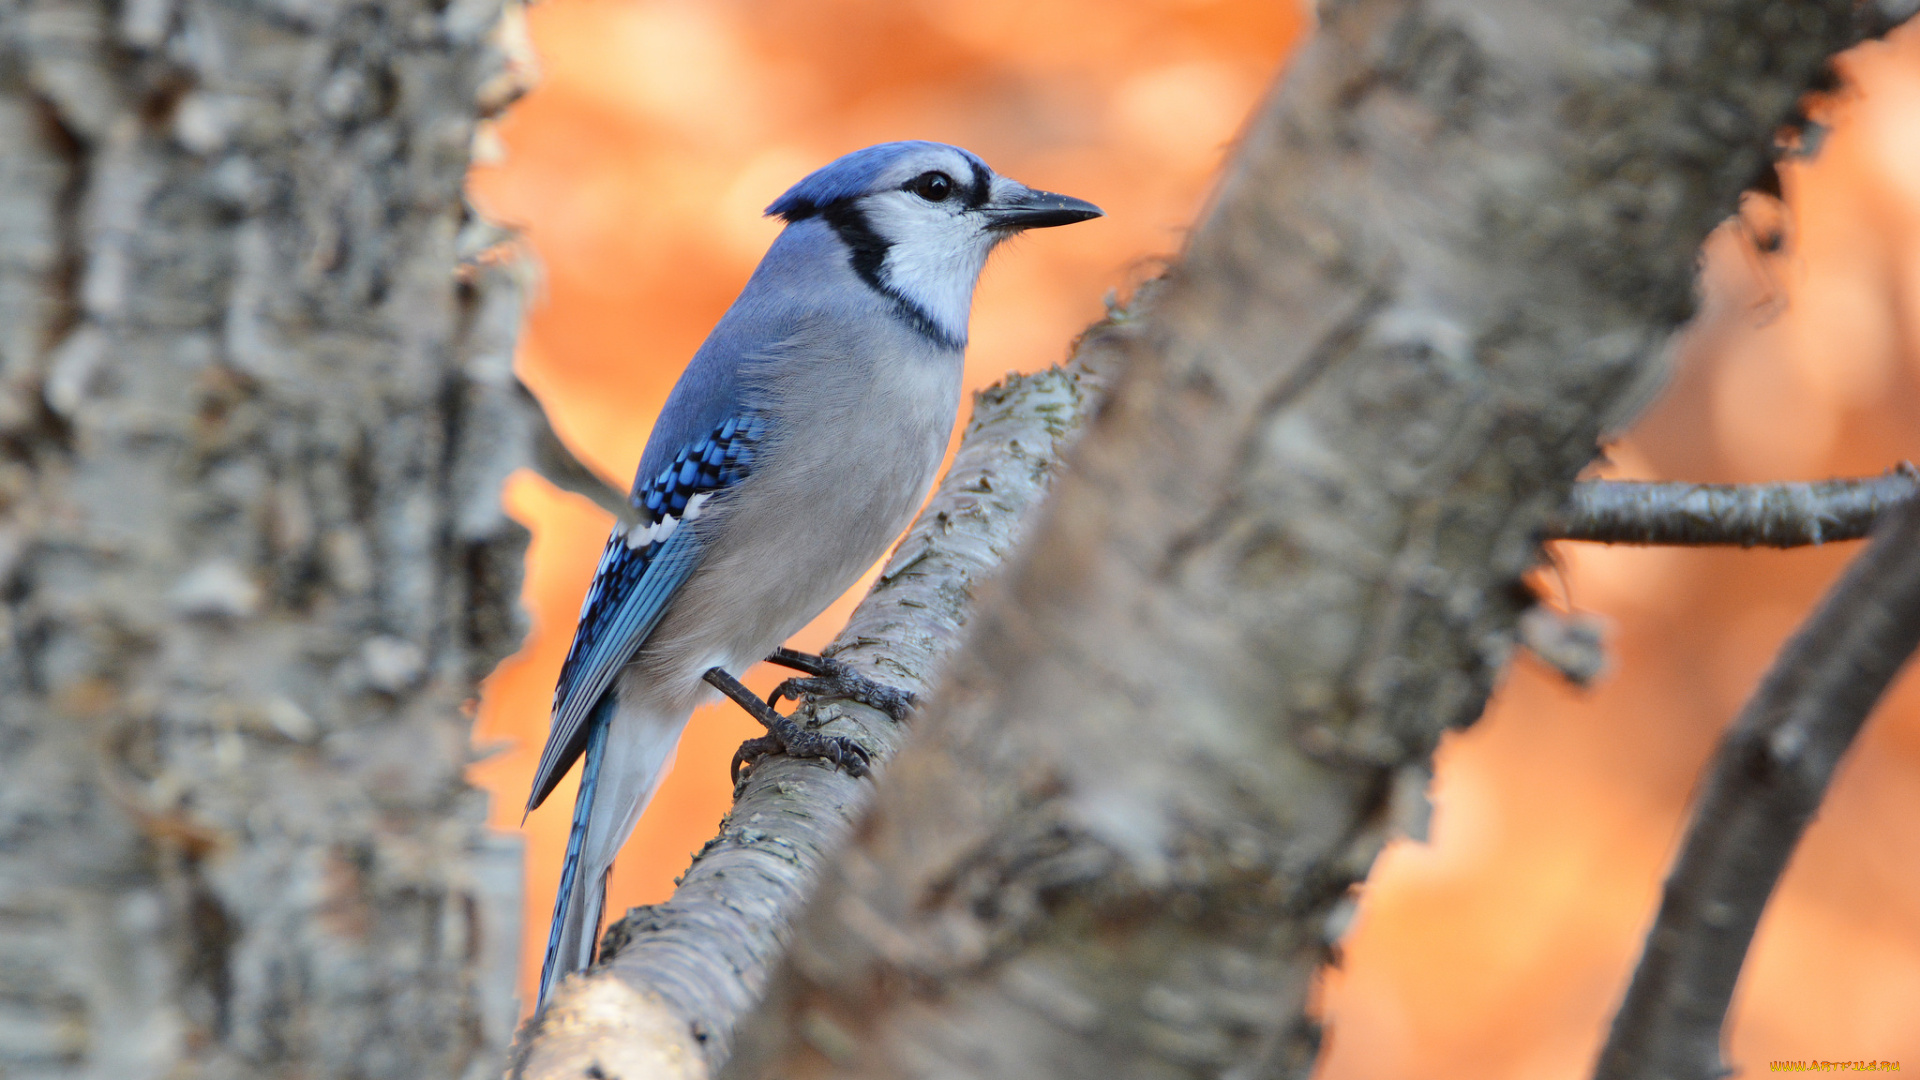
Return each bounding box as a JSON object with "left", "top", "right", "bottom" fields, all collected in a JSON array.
[
  {"left": 1594, "top": 492, "right": 1920, "bottom": 1080},
  {"left": 518, "top": 378, "right": 644, "bottom": 527},
  {"left": 1550, "top": 467, "right": 1919, "bottom": 546},
  {"left": 506, "top": 327, "right": 1128, "bottom": 1079}
]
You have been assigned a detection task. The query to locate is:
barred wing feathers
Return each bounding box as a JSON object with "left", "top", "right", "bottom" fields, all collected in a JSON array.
[{"left": 524, "top": 415, "right": 766, "bottom": 812}]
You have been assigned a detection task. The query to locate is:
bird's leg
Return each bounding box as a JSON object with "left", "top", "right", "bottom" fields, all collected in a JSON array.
[
  {"left": 763, "top": 647, "right": 917, "bottom": 722},
  {"left": 704, "top": 666, "right": 872, "bottom": 783}
]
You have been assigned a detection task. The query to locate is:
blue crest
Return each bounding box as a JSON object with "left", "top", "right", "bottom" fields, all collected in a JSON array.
[{"left": 765, "top": 140, "right": 988, "bottom": 221}]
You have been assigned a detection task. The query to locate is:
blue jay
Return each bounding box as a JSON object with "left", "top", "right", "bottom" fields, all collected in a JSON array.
[{"left": 527, "top": 141, "right": 1102, "bottom": 1004}]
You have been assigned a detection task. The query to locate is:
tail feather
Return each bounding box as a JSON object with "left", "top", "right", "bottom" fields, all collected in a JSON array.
[
  {"left": 538, "top": 694, "right": 613, "bottom": 1005},
  {"left": 536, "top": 695, "right": 694, "bottom": 1007}
]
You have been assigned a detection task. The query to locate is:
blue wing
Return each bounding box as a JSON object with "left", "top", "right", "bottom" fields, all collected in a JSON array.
[{"left": 524, "top": 413, "right": 768, "bottom": 813}]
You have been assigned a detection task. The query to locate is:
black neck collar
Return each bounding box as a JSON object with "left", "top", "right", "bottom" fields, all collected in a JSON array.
[{"left": 817, "top": 201, "right": 965, "bottom": 351}]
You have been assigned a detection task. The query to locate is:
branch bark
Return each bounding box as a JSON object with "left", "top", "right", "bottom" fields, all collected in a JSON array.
[
  {"left": 1593, "top": 492, "right": 1920, "bottom": 1080},
  {"left": 1551, "top": 468, "right": 1919, "bottom": 547}
]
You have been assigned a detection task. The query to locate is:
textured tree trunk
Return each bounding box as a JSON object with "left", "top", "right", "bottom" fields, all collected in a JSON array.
[{"left": 0, "top": 0, "right": 535, "bottom": 1075}]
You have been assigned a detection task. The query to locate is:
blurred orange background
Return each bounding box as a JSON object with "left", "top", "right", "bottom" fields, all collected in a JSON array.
[{"left": 467, "top": 2, "right": 1920, "bottom": 1074}]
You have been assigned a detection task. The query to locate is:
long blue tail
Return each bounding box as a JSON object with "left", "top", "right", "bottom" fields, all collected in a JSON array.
[{"left": 538, "top": 694, "right": 613, "bottom": 1005}]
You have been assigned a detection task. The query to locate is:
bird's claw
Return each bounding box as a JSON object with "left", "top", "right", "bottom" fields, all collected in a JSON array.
[
  {"left": 766, "top": 657, "right": 916, "bottom": 722},
  {"left": 730, "top": 717, "right": 871, "bottom": 784},
  {"left": 727, "top": 650, "right": 907, "bottom": 783}
]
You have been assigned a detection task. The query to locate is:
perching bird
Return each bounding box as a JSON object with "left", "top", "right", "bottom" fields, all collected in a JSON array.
[{"left": 527, "top": 141, "right": 1102, "bottom": 1004}]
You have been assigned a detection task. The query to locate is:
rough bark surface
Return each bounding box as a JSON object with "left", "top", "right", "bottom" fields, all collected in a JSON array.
[
  {"left": 1595, "top": 493, "right": 1920, "bottom": 1080},
  {"left": 1553, "top": 468, "right": 1920, "bottom": 547},
  {"left": 710, "top": 1, "right": 1905, "bottom": 1077},
  {"left": 509, "top": 335, "right": 1126, "bottom": 1080},
  {"left": 0, "top": 0, "right": 536, "bottom": 1076}
]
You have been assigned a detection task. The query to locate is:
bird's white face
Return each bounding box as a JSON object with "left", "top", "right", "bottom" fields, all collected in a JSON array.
[
  {"left": 830, "top": 147, "right": 1101, "bottom": 348},
  {"left": 856, "top": 150, "right": 1019, "bottom": 345}
]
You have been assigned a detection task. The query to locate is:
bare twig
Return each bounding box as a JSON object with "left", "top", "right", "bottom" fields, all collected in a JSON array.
[
  {"left": 506, "top": 338, "right": 1123, "bottom": 1079},
  {"left": 519, "top": 378, "right": 643, "bottom": 527},
  {"left": 1552, "top": 467, "right": 1918, "bottom": 546},
  {"left": 1594, "top": 493, "right": 1920, "bottom": 1080}
]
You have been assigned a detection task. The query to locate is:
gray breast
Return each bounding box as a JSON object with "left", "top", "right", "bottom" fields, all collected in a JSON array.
[{"left": 634, "top": 318, "right": 964, "bottom": 687}]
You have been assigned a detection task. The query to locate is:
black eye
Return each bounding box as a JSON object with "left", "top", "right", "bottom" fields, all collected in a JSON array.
[{"left": 908, "top": 171, "right": 954, "bottom": 202}]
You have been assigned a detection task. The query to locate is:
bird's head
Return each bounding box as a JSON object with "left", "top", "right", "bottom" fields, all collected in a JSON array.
[{"left": 767, "top": 141, "right": 1103, "bottom": 349}]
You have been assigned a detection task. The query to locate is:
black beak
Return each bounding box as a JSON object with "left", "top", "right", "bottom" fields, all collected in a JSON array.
[{"left": 980, "top": 188, "right": 1105, "bottom": 230}]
